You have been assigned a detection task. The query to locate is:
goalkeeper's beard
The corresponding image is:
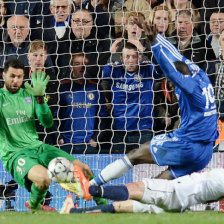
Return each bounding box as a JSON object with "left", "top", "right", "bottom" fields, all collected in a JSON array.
[{"left": 5, "top": 82, "right": 21, "bottom": 94}]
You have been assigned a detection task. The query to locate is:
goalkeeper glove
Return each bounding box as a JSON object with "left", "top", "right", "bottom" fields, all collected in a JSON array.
[{"left": 24, "top": 71, "right": 50, "bottom": 96}]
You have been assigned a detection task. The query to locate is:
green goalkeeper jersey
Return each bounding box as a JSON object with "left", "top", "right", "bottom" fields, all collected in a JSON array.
[{"left": 0, "top": 88, "right": 53, "bottom": 168}]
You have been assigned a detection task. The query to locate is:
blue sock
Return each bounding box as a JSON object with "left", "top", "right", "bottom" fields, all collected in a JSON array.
[
  {"left": 70, "top": 204, "right": 115, "bottom": 214},
  {"left": 89, "top": 185, "right": 129, "bottom": 201}
]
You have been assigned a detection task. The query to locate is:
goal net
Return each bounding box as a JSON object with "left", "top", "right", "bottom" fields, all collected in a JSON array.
[{"left": 0, "top": 0, "right": 224, "bottom": 212}]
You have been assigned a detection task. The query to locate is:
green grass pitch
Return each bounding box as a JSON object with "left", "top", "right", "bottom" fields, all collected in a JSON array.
[{"left": 0, "top": 211, "right": 224, "bottom": 224}]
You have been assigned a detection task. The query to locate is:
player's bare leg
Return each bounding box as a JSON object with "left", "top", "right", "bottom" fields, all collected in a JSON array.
[
  {"left": 26, "top": 165, "right": 56, "bottom": 211},
  {"left": 90, "top": 141, "right": 156, "bottom": 186},
  {"left": 126, "top": 182, "right": 145, "bottom": 200},
  {"left": 156, "top": 169, "right": 173, "bottom": 180},
  {"left": 113, "top": 200, "right": 134, "bottom": 213},
  {"left": 127, "top": 141, "right": 154, "bottom": 165},
  {"left": 28, "top": 165, "right": 51, "bottom": 191}
]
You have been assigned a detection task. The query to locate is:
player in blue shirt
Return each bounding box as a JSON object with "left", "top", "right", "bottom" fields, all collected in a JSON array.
[
  {"left": 89, "top": 21, "right": 218, "bottom": 185},
  {"left": 58, "top": 53, "right": 108, "bottom": 154},
  {"left": 102, "top": 42, "right": 160, "bottom": 153}
]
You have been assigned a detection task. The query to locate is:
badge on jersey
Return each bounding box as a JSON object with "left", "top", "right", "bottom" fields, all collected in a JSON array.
[
  {"left": 87, "top": 93, "right": 95, "bottom": 101},
  {"left": 134, "top": 74, "right": 142, "bottom": 82},
  {"left": 25, "top": 97, "right": 32, "bottom": 104}
]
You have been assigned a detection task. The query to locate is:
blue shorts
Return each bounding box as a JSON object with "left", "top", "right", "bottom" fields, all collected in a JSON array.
[{"left": 149, "top": 133, "right": 213, "bottom": 178}]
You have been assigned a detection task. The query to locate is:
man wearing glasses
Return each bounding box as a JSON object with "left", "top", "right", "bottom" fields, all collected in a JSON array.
[
  {"left": 70, "top": 9, "right": 111, "bottom": 79},
  {"left": 207, "top": 9, "right": 224, "bottom": 58},
  {"left": 73, "top": 0, "right": 114, "bottom": 38}
]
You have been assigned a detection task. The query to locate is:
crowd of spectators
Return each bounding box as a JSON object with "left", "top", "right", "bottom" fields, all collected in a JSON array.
[{"left": 0, "top": 0, "right": 224, "bottom": 154}]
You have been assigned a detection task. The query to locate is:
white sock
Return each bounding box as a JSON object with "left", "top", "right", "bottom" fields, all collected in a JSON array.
[{"left": 91, "top": 155, "right": 133, "bottom": 186}]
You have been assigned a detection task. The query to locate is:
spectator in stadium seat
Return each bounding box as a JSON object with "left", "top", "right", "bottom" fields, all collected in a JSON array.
[
  {"left": 0, "top": 15, "right": 32, "bottom": 69},
  {"left": 35, "top": 0, "right": 73, "bottom": 80},
  {"left": 214, "top": 29, "right": 224, "bottom": 116},
  {"left": 72, "top": 0, "right": 114, "bottom": 38},
  {"left": 200, "top": 2, "right": 224, "bottom": 35},
  {"left": 109, "top": 12, "right": 151, "bottom": 63},
  {"left": 161, "top": 0, "right": 200, "bottom": 34},
  {"left": 168, "top": 10, "right": 216, "bottom": 82},
  {"left": 207, "top": 9, "right": 224, "bottom": 59},
  {"left": 101, "top": 42, "right": 160, "bottom": 153},
  {"left": 25, "top": 40, "right": 58, "bottom": 145},
  {"left": 154, "top": 78, "right": 180, "bottom": 133},
  {"left": 57, "top": 53, "right": 108, "bottom": 154},
  {"left": 151, "top": 5, "right": 172, "bottom": 37},
  {"left": 26, "top": 40, "right": 57, "bottom": 107},
  {"left": 70, "top": 9, "right": 110, "bottom": 79}
]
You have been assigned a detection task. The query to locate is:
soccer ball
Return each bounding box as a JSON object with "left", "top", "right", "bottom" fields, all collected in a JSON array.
[{"left": 47, "top": 157, "right": 74, "bottom": 183}]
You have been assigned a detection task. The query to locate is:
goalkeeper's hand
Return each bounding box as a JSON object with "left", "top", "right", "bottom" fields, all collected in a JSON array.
[{"left": 24, "top": 71, "right": 50, "bottom": 96}]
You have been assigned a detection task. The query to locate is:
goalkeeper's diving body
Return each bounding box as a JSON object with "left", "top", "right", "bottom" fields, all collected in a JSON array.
[
  {"left": 0, "top": 59, "right": 93, "bottom": 211},
  {"left": 90, "top": 19, "right": 219, "bottom": 185}
]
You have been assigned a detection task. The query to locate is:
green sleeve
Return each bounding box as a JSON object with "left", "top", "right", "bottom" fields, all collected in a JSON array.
[{"left": 34, "top": 99, "right": 53, "bottom": 128}]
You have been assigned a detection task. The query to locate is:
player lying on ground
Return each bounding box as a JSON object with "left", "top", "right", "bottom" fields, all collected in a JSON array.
[
  {"left": 0, "top": 59, "right": 104, "bottom": 211},
  {"left": 60, "top": 168, "right": 224, "bottom": 214},
  {"left": 88, "top": 17, "right": 218, "bottom": 186}
]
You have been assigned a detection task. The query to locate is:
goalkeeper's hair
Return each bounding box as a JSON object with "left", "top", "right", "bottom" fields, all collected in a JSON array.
[{"left": 3, "top": 59, "right": 25, "bottom": 73}]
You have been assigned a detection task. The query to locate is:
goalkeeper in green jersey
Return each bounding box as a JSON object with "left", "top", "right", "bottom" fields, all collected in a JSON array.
[{"left": 0, "top": 59, "right": 93, "bottom": 211}]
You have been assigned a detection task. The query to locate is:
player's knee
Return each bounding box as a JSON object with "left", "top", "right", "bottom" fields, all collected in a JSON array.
[
  {"left": 127, "top": 142, "right": 152, "bottom": 165},
  {"left": 125, "top": 182, "right": 136, "bottom": 197},
  {"left": 127, "top": 148, "right": 140, "bottom": 165},
  {"left": 125, "top": 182, "right": 145, "bottom": 201},
  {"left": 34, "top": 176, "right": 51, "bottom": 190}
]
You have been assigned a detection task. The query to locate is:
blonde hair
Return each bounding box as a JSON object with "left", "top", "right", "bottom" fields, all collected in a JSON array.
[
  {"left": 126, "top": 11, "right": 145, "bottom": 21},
  {"left": 28, "top": 40, "right": 48, "bottom": 53},
  {"left": 150, "top": 5, "right": 172, "bottom": 36}
]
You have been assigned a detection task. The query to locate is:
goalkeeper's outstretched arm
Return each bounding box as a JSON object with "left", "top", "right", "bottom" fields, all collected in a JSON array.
[
  {"left": 34, "top": 98, "right": 53, "bottom": 128},
  {"left": 25, "top": 71, "right": 53, "bottom": 128}
]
